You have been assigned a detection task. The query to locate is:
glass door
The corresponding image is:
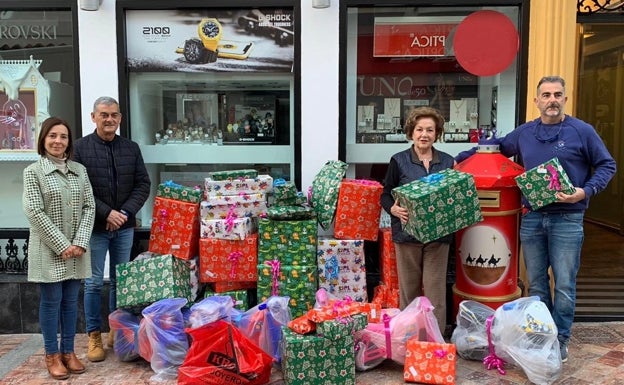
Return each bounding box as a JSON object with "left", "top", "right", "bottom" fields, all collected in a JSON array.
[{"left": 576, "top": 23, "right": 624, "bottom": 232}]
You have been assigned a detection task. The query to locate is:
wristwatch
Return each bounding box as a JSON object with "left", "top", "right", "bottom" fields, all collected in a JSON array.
[{"left": 198, "top": 18, "right": 223, "bottom": 52}]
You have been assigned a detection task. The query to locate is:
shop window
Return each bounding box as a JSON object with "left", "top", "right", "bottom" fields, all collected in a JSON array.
[{"left": 344, "top": 5, "right": 521, "bottom": 175}]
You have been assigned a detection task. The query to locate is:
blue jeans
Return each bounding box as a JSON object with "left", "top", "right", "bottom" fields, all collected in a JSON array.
[
  {"left": 520, "top": 211, "right": 584, "bottom": 343},
  {"left": 84, "top": 228, "right": 134, "bottom": 333},
  {"left": 39, "top": 280, "right": 81, "bottom": 354}
]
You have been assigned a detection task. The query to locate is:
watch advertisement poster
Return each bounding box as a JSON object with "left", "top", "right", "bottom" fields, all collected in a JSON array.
[
  {"left": 125, "top": 8, "right": 294, "bottom": 73},
  {"left": 222, "top": 93, "right": 276, "bottom": 144}
]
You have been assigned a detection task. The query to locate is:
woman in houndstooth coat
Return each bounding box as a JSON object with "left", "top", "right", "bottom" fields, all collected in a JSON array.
[{"left": 22, "top": 116, "right": 95, "bottom": 380}]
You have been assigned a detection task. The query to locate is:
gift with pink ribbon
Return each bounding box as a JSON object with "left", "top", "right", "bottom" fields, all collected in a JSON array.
[
  {"left": 198, "top": 234, "right": 258, "bottom": 282},
  {"left": 515, "top": 157, "right": 576, "bottom": 210}
]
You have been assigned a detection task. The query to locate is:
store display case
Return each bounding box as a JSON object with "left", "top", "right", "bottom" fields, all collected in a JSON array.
[{"left": 119, "top": 4, "right": 297, "bottom": 227}]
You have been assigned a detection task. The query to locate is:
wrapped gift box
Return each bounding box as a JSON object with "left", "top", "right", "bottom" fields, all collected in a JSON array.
[
  {"left": 148, "top": 197, "right": 200, "bottom": 260},
  {"left": 156, "top": 181, "right": 203, "bottom": 204},
  {"left": 266, "top": 205, "right": 315, "bottom": 221},
  {"left": 200, "top": 217, "right": 256, "bottom": 240},
  {"left": 116, "top": 254, "right": 192, "bottom": 309},
  {"left": 205, "top": 289, "right": 249, "bottom": 310},
  {"left": 311, "top": 160, "right": 348, "bottom": 230},
  {"left": 204, "top": 174, "right": 273, "bottom": 198},
  {"left": 273, "top": 194, "right": 308, "bottom": 206},
  {"left": 317, "top": 237, "right": 367, "bottom": 302},
  {"left": 334, "top": 179, "right": 383, "bottom": 241},
  {"left": 258, "top": 218, "right": 317, "bottom": 265},
  {"left": 514, "top": 157, "right": 576, "bottom": 210},
  {"left": 272, "top": 179, "right": 299, "bottom": 201},
  {"left": 207, "top": 168, "right": 258, "bottom": 181},
  {"left": 199, "top": 234, "right": 258, "bottom": 282},
  {"left": 316, "top": 313, "right": 368, "bottom": 341},
  {"left": 280, "top": 327, "right": 356, "bottom": 385},
  {"left": 257, "top": 263, "right": 317, "bottom": 318},
  {"left": 200, "top": 193, "right": 268, "bottom": 219},
  {"left": 210, "top": 281, "right": 256, "bottom": 293},
  {"left": 379, "top": 228, "right": 399, "bottom": 289},
  {"left": 404, "top": 340, "right": 457, "bottom": 385},
  {"left": 135, "top": 252, "right": 201, "bottom": 303},
  {"left": 391, "top": 169, "right": 482, "bottom": 244}
]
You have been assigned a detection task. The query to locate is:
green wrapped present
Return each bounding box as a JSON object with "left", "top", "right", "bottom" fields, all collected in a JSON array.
[
  {"left": 275, "top": 194, "right": 308, "bottom": 206},
  {"left": 116, "top": 254, "right": 192, "bottom": 309},
  {"left": 392, "top": 168, "right": 482, "bottom": 243},
  {"left": 156, "top": 180, "right": 203, "bottom": 204},
  {"left": 515, "top": 157, "right": 576, "bottom": 210},
  {"left": 205, "top": 289, "right": 249, "bottom": 310},
  {"left": 316, "top": 313, "right": 368, "bottom": 341},
  {"left": 280, "top": 327, "right": 356, "bottom": 385},
  {"left": 258, "top": 218, "right": 317, "bottom": 265},
  {"left": 207, "top": 168, "right": 258, "bottom": 181},
  {"left": 257, "top": 263, "right": 317, "bottom": 318},
  {"left": 273, "top": 179, "right": 299, "bottom": 201},
  {"left": 267, "top": 205, "right": 315, "bottom": 220},
  {"left": 311, "top": 160, "right": 348, "bottom": 229}
]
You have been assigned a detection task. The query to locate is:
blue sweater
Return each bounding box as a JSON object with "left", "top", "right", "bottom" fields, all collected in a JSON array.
[{"left": 483, "top": 115, "right": 616, "bottom": 212}]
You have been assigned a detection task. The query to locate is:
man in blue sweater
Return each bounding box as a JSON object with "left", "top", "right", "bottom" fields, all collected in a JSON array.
[{"left": 458, "top": 76, "right": 616, "bottom": 363}]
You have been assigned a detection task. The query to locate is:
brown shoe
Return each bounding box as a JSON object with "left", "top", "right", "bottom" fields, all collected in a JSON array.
[
  {"left": 87, "top": 331, "right": 106, "bottom": 362},
  {"left": 45, "top": 353, "right": 69, "bottom": 380},
  {"left": 107, "top": 328, "right": 115, "bottom": 349},
  {"left": 61, "top": 352, "right": 86, "bottom": 374}
]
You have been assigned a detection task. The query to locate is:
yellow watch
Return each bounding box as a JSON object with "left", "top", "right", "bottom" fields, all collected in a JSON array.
[{"left": 198, "top": 18, "right": 222, "bottom": 52}]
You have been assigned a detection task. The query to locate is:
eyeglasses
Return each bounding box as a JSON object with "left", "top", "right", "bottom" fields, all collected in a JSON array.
[
  {"left": 97, "top": 112, "right": 122, "bottom": 120},
  {"left": 534, "top": 122, "right": 562, "bottom": 143}
]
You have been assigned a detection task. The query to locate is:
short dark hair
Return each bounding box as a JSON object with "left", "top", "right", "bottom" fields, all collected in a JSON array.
[
  {"left": 537, "top": 76, "right": 565, "bottom": 95},
  {"left": 404, "top": 106, "right": 445, "bottom": 142},
  {"left": 37, "top": 117, "right": 73, "bottom": 158}
]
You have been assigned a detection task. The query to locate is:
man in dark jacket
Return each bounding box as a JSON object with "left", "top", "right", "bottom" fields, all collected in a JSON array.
[{"left": 73, "top": 96, "right": 151, "bottom": 362}]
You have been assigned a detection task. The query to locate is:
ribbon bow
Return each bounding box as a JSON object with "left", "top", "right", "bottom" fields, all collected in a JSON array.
[
  {"left": 228, "top": 251, "right": 243, "bottom": 279},
  {"left": 265, "top": 259, "right": 281, "bottom": 296},
  {"left": 163, "top": 180, "right": 181, "bottom": 188},
  {"left": 483, "top": 315, "right": 506, "bottom": 375},
  {"left": 225, "top": 206, "right": 237, "bottom": 232},
  {"left": 158, "top": 209, "right": 168, "bottom": 232},
  {"left": 273, "top": 178, "right": 286, "bottom": 186},
  {"left": 324, "top": 255, "right": 339, "bottom": 291},
  {"left": 434, "top": 349, "right": 448, "bottom": 359},
  {"left": 546, "top": 164, "right": 561, "bottom": 191},
  {"left": 420, "top": 173, "right": 444, "bottom": 184},
  {"left": 383, "top": 313, "right": 392, "bottom": 359}
]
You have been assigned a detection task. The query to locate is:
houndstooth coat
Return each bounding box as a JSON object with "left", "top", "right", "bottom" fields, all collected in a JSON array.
[{"left": 23, "top": 156, "right": 96, "bottom": 282}]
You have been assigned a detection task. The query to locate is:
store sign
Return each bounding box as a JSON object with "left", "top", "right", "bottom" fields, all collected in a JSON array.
[
  {"left": 373, "top": 16, "right": 463, "bottom": 57},
  {"left": 0, "top": 22, "right": 58, "bottom": 41}
]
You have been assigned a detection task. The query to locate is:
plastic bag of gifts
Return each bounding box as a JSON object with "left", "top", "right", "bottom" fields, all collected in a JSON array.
[
  {"left": 187, "top": 295, "right": 241, "bottom": 329},
  {"left": 233, "top": 296, "right": 292, "bottom": 363},
  {"left": 485, "top": 296, "right": 562, "bottom": 385},
  {"left": 178, "top": 320, "right": 274, "bottom": 385},
  {"left": 451, "top": 300, "right": 495, "bottom": 361},
  {"left": 140, "top": 297, "right": 190, "bottom": 382},
  {"left": 108, "top": 309, "right": 142, "bottom": 362},
  {"left": 354, "top": 296, "right": 445, "bottom": 371}
]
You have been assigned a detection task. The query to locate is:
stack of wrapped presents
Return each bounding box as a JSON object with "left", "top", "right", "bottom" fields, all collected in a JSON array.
[{"left": 109, "top": 157, "right": 567, "bottom": 384}]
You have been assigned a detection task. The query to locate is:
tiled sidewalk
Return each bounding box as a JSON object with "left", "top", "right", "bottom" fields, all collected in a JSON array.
[{"left": 1, "top": 322, "right": 623, "bottom": 385}]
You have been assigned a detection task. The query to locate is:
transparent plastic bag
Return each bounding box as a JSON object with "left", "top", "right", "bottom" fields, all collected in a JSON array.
[
  {"left": 187, "top": 295, "right": 237, "bottom": 329},
  {"left": 490, "top": 296, "right": 562, "bottom": 385},
  {"left": 234, "top": 296, "right": 291, "bottom": 362},
  {"left": 451, "top": 300, "right": 494, "bottom": 361},
  {"left": 108, "top": 309, "right": 141, "bottom": 361},
  {"left": 141, "top": 298, "right": 189, "bottom": 382},
  {"left": 354, "top": 296, "right": 444, "bottom": 371}
]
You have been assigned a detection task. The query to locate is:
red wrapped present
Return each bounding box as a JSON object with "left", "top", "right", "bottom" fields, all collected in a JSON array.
[
  {"left": 210, "top": 281, "right": 256, "bottom": 293},
  {"left": 371, "top": 282, "right": 400, "bottom": 309},
  {"left": 199, "top": 234, "right": 258, "bottom": 282},
  {"left": 334, "top": 179, "right": 383, "bottom": 241},
  {"left": 148, "top": 197, "right": 200, "bottom": 260},
  {"left": 404, "top": 339, "right": 456, "bottom": 384},
  {"left": 379, "top": 228, "right": 399, "bottom": 289}
]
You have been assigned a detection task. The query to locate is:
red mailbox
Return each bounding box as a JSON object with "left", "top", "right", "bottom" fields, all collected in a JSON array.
[{"left": 452, "top": 144, "right": 525, "bottom": 316}]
